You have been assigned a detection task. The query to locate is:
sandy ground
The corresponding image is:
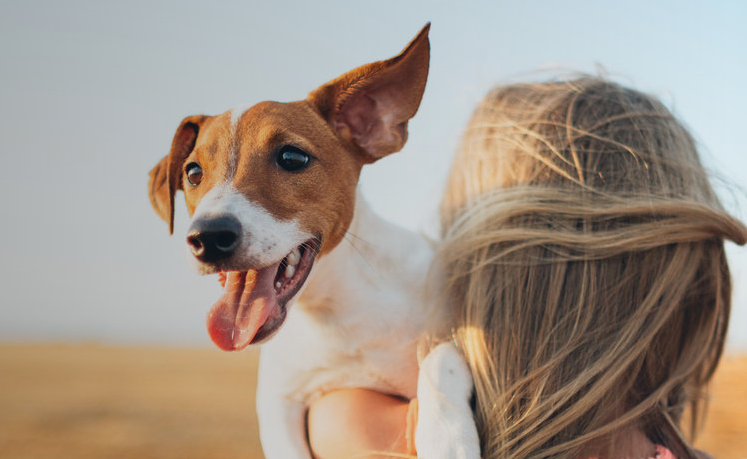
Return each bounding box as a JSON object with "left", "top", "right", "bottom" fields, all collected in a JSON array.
[{"left": 0, "top": 344, "right": 744, "bottom": 459}]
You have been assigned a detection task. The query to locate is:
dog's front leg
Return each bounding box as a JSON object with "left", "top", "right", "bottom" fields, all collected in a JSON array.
[
  {"left": 256, "top": 391, "right": 311, "bottom": 459},
  {"left": 415, "top": 342, "right": 481, "bottom": 459}
]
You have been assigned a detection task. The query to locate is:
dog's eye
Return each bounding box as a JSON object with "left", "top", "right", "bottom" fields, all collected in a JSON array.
[
  {"left": 276, "top": 146, "right": 310, "bottom": 172},
  {"left": 186, "top": 163, "right": 203, "bottom": 186}
]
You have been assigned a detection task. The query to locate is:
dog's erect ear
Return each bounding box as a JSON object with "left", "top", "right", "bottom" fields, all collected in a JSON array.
[
  {"left": 307, "top": 23, "right": 430, "bottom": 161},
  {"left": 148, "top": 115, "right": 208, "bottom": 234}
]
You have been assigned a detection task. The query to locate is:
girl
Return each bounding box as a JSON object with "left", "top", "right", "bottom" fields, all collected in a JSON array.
[{"left": 308, "top": 77, "right": 747, "bottom": 459}]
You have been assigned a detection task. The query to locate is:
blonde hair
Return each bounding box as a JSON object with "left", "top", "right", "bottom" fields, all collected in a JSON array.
[{"left": 436, "top": 78, "right": 747, "bottom": 459}]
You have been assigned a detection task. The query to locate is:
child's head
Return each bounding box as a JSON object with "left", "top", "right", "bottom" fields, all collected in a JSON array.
[{"left": 438, "top": 78, "right": 747, "bottom": 459}]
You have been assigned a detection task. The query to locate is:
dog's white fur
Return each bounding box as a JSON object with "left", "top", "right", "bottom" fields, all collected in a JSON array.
[
  {"left": 255, "top": 193, "right": 428, "bottom": 457},
  {"left": 190, "top": 185, "right": 480, "bottom": 458},
  {"left": 239, "top": 192, "right": 479, "bottom": 459}
]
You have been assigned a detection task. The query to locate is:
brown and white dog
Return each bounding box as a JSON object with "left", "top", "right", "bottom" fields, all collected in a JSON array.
[{"left": 148, "top": 25, "right": 479, "bottom": 459}]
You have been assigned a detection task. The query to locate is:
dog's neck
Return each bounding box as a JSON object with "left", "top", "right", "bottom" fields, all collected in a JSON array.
[{"left": 296, "top": 190, "right": 430, "bottom": 322}]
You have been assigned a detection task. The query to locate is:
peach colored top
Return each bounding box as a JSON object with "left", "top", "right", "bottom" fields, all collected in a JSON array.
[
  {"left": 655, "top": 446, "right": 677, "bottom": 459},
  {"left": 589, "top": 445, "right": 676, "bottom": 459}
]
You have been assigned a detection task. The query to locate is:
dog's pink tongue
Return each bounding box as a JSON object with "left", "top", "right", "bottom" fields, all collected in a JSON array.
[{"left": 206, "top": 268, "right": 278, "bottom": 351}]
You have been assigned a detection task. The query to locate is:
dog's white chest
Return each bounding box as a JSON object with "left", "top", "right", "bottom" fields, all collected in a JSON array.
[
  {"left": 258, "top": 295, "right": 421, "bottom": 403},
  {"left": 256, "top": 197, "right": 434, "bottom": 404}
]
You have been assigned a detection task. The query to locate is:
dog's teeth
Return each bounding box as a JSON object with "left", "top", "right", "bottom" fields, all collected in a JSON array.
[
  {"left": 287, "top": 248, "right": 301, "bottom": 266},
  {"left": 275, "top": 281, "right": 282, "bottom": 289},
  {"left": 284, "top": 264, "right": 295, "bottom": 279}
]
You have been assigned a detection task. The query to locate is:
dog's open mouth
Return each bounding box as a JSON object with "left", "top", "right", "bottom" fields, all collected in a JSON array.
[{"left": 206, "top": 239, "right": 320, "bottom": 351}]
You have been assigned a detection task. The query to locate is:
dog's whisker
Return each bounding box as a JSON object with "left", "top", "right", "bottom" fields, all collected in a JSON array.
[
  {"left": 343, "top": 230, "right": 371, "bottom": 243},
  {"left": 342, "top": 231, "right": 377, "bottom": 269}
]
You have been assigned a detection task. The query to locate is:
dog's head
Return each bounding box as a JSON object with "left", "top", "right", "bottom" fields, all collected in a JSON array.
[{"left": 147, "top": 24, "right": 429, "bottom": 350}]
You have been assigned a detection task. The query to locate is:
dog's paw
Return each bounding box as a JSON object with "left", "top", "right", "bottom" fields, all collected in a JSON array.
[
  {"left": 420, "top": 341, "right": 474, "bottom": 401},
  {"left": 415, "top": 342, "right": 480, "bottom": 459}
]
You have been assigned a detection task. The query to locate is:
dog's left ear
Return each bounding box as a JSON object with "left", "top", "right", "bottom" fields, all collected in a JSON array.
[
  {"left": 148, "top": 115, "right": 209, "bottom": 234},
  {"left": 307, "top": 23, "right": 430, "bottom": 161}
]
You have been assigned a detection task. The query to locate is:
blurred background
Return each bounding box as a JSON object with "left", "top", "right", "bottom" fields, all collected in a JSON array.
[{"left": 0, "top": 1, "right": 745, "bottom": 458}]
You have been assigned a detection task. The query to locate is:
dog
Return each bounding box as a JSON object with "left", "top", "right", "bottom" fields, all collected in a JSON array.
[{"left": 148, "top": 24, "right": 479, "bottom": 459}]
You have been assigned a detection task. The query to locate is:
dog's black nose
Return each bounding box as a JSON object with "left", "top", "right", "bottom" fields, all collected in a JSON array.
[{"left": 186, "top": 216, "right": 242, "bottom": 263}]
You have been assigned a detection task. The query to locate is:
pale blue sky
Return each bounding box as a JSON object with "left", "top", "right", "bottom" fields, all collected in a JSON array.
[{"left": 1, "top": 0, "right": 745, "bottom": 349}]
